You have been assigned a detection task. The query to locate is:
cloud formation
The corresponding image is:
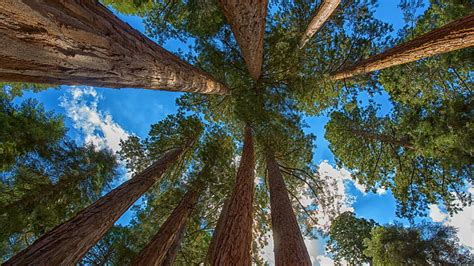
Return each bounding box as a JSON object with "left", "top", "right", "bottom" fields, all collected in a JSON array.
[
  {"left": 429, "top": 187, "right": 474, "bottom": 249},
  {"left": 60, "top": 87, "right": 130, "bottom": 153}
]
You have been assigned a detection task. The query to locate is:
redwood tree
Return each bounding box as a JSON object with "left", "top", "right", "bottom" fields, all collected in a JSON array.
[
  {"left": 266, "top": 151, "right": 311, "bottom": 265},
  {"left": 332, "top": 13, "right": 474, "bottom": 80},
  {"left": 300, "top": 0, "right": 341, "bottom": 48},
  {"left": 207, "top": 125, "right": 256, "bottom": 265},
  {"left": 4, "top": 115, "right": 202, "bottom": 265},
  {"left": 133, "top": 180, "right": 204, "bottom": 266},
  {"left": 218, "top": 0, "right": 268, "bottom": 80},
  {"left": 0, "top": 0, "right": 227, "bottom": 94}
]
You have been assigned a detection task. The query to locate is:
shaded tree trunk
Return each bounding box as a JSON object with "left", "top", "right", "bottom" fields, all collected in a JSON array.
[
  {"left": 266, "top": 152, "right": 311, "bottom": 266},
  {"left": 332, "top": 14, "right": 474, "bottom": 80},
  {"left": 218, "top": 0, "right": 268, "bottom": 81},
  {"left": 4, "top": 145, "right": 190, "bottom": 265},
  {"left": 0, "top": 0, "right": 227, "bottom": 94},
  {"left": 208, "top": 125, "right": 255, "bottom": 265},
  {"left": 133, "top": 181, "right": 203, "bottom": 266},
  {"left": 161, "top": 217, "right": 187, "bottom": 266},
  {"left": 206, "top": 198, "right": 230, "bottom": 263},
  {"left": 300, "top": 0, "right": 340, "bottom": 48}
]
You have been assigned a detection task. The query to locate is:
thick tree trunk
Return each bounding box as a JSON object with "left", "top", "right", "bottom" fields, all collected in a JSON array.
[
  {"left": 208, "top": 125, "right": 255, "bottom": 265},
  {"left": 332, "top": 14, "right": 474, "bottom": 80},
  {"left": 0, "top": 0, "right": 227, "bottom": 94},
  {"left": 4, "top": 146, "right": 189, "bottom": 265},
  {"left": 218, "top": 0, "right": 268, "bottom": 81},
  {"left": 266, "top": 152, "right": 311, "bottom": 266},
  {"left": 133, "top": 181, "right": 203, "bottom": 266},
  {"left": 300, "top": 0, "right": 340, "bottom": 48}
]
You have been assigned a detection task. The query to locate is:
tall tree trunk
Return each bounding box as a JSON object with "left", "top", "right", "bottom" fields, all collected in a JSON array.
[
  {"left": 0, "top": 0, "right": 227, "bottom": 94},
  {"left": 332, "top": 14, "right": 474, "bottom": 80},
  {"left": 4, "top": 145, "right": 190, "bottom": 265},
  {"left": 218, "top": 0, "right": 268, "bottom": 81},
  {"left": 133, "top": 181, "right": 203, "bottom": 266},
  {"left": 300, "top": 0, "right": 340, "bottom": 48},
  {"left": 266, "top": 152, "right": 311, "bottom": 266},
  {"left": 206, "top": 198, "right": 230, "bottom": 263},
  {"left": 161, "top": 217, "right": 187, "bottom": 266},
  {"left": 208, "top": 125, "right": 255, "bottom": 265}
]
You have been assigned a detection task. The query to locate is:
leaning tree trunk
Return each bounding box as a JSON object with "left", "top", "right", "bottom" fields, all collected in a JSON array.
[
  {"left": 300, "top": 0, "right": 340, "bottom": 48},
  {"left": 133, "top": 181, "right": 204, "bottom": 266},
  {"left": 4, "top": 145, "right": 190, "bottom": 265},
  {"left": 161, "top": 218, "right": 187, "bottom": 266},
  {"left": 207, "top": 125, "right": 256, "bottom": 265},
  {"left": 266, "top": 152, "right": 312, "bottom": 266},
  {"left": 332, "top": 13, "right": 474, "bottom": 80},
  {"left": 205, "top": 198, "right": 230, "bottom": 263},
  {"left": 218, "top": 0, "right": 268, "bottom": 81},
  {"left": 0, "top": 0, "right": 227, "bottom": 94}
]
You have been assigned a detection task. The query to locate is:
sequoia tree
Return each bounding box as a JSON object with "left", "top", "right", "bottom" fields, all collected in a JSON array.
[
  {"left": 300, "top": 0, "right": 341, "bottom": 48},
  {"left": 207, "top": 125, "right": 255, "bottom": 265},
  {"left": 4, "top": 115, "right": 202, "bottom": 265},
  {"left": 218, "top": 0, "right": 268, "bottom": 80},
  {"left": 133, "top": 180, "right": 204, "bottom": 266},
  {"left": 0, "top": 1, "right": 227, "bottom": 94},
  {"left": 332, "top": 13, "right": 474, "bottom": 80}
]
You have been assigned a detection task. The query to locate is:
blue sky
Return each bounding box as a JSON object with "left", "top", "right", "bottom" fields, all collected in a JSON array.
[{"left": 14, "top": 1, "right": 473, "bottom": 264}]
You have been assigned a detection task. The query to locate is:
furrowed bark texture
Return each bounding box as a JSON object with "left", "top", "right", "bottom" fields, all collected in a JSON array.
[
  {"left": 0, "top": 0, "right": 227, "bottom": 94},
  {"left": 218, "top": 0, "right": 268, "bottom": 81},
  {"left": 206, "top": 198, "right": 230, "bottom": 263},
  {"left": 161, "top": 217, "right": 187, "bottom": 266},
  {"left": 266, "top": 152, "right": 312, "bottom": 266},
  {"left": 133, "top": 182, "right": 203, "bottom": 266},
  {"left": 4, "top": 147, "right": 187, "bottom": 266},
  {"left": 332, "top": 14, "right": 474, "bottom": 80},
  {"left": 300, "top": 0, "right": 340, "bottom": 48},
  {"left": 208, "top": 125, "right": 255, "bottom": 265}
]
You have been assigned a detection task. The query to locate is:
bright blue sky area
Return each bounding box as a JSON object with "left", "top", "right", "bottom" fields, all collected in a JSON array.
[{"left": 16, "top": 0, "right": 432, "bottom": 250}]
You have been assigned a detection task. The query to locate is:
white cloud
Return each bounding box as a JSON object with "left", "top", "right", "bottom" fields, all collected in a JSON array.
[
  {"left": 316, "top": 255, "right": 335, "bottom": 266},
  {"left": 60, "top": 87, "right": 129, "bottom": 153},
  {"left": 428, "top": 187, "right": 474, "bottom": 249},
  {"left": 428, "top": 204, "right": 448, "bottom": 223},
  {"left": 312, "top": 161, "right": 355, "bottom": 232}
]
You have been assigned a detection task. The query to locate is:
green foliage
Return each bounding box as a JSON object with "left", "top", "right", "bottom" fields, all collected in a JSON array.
[
  {"left": 89, "top": 122, "right": 235, "bottom": 264},
  {"left": 325, "top": 102, "right": 473, "bottom": 217},
  {"left": 0, "top": 142, "right": 117, "bottom": 262},
  {"left": 101, "top": 0, "right": 153, "bottom": 15},
  {"left": 119, "top": 112, "right": 203, "bottom": 174},
  {"left": 0, "top": 82, "right": 53, "bottom": 101},
  {"left": 327, "top": 211, "right": 377, "bottom": 265},
  {"left": 364, "top": 222, "right": 473, "bottom": 265},
  {"left": 0, "top": 98, "right": 65, "bottom": 171}
]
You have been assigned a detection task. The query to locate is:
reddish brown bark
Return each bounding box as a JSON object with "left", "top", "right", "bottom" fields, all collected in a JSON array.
[
  {"left": 206, "top": 198, "right": 230, "bottom": 263},
  {"left": 300, "top": 0, "right": 341, "bottom": 48},
  {"left": 218, "top": 0, "right": 268, "bottom": 81},
  {"left": 332, "top": 14, "right": 474, "bottom": 80},
  {"left": 0, "top": 0, "right": 227, "bottom": 94},
  {"left": 266, "top": 152, "right": 311, "bottom": 266},
  {"left": 133, "top": 181, "right": 203, "bottom": 266},
  {"left": 4, "top": 146, "right": 189, "bottom": 265},
  {"left": 161, "top": 218, "right": 187, "bottom": 266},
  {"left": 208, "top": 125, "right": 255, "bottom": 265}
]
